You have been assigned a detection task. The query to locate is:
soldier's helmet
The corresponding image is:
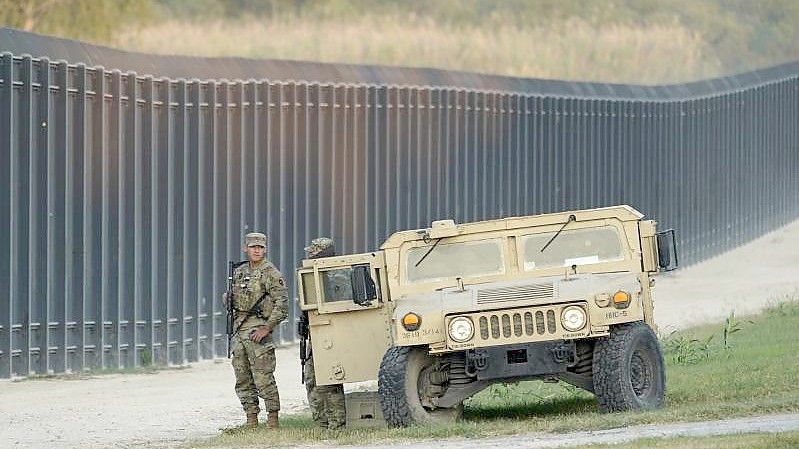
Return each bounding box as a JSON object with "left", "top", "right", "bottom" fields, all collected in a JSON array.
[
  {"left": 305, "top": 237, "right": 335, "bottom": 259},
  {"left": 245, "top": 232, "right": 267, "bottom": 248}
]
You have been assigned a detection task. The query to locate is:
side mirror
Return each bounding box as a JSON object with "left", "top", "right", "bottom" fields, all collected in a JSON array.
[
  {"left": 350, "top": 264, "right": 377, "bottom": 306},
  {"left": 656, "top": 229, "right": 678, "bottom": 271}
]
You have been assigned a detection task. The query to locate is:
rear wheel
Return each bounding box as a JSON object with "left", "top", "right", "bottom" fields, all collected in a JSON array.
[
  {"left": 592, "top": 322, "right": 665, "bottom": 412},
  {"left": 378, "top": 346, "right": 463, "bottom": 427}
]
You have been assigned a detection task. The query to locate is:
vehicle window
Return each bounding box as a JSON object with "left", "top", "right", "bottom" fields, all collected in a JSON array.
[
  {"left": 405, "top": 239, "right": 504, "bottom": 283},
  {"left": 321, "top": 268, "right": 353, "bottom": 302},
  {"left": 521, "top": 226, "right": 624, "bottom": 270},
  {"left": 300, "top": 271, "right": 318, "bottom": 306}
]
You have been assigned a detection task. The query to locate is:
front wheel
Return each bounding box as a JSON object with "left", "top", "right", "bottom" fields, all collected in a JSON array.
[
  {"left": 377, "top": 346, "right": 463, "bottom": 427},
  {"left": 592, "top": 322, "right": 666, "bottom": 412}
]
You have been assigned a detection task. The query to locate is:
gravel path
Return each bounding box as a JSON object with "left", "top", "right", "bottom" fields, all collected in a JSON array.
[
  {"left": 1, "top": 218, "right": 798, "bottom": 449},
  {"left": 347, "top": 414, "right": 799, "bottom": 449},
  {"left": 348, "top": 413, "right": 799, "bottom": 449},
  {"left": 0, "top": 347, "right": 306, "bottom": 449}
]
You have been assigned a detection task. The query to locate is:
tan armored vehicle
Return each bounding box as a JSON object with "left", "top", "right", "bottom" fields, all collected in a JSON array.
[{"left": 297, "top": 205, "right": 678, "bottom": 427}]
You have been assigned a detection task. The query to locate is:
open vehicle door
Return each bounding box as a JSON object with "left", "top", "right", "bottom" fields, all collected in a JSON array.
[{"left": 297, "top": 252, "right": 392, "bottom": 385}]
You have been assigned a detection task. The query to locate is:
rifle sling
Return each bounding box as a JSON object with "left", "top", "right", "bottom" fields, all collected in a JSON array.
[{"left": 231, "top": 292, "right": 269, "bottom": 335}]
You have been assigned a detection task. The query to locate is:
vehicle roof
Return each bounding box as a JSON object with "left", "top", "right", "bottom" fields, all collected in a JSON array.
[{"left": 380, "top": 205, "right": 643, "bottom": 250}]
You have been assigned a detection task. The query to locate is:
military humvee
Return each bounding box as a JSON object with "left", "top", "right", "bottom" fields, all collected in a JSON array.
[{"left": 297, "top": 205, "right": 677, "bottom": 427}]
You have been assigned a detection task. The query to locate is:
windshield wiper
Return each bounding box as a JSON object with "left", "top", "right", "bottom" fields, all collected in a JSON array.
[
  {"left": 540, "top": 214, "right": 576, "bottom": 253},
  {"left": 414, "top": 237, "right": 443, "bottom": 267}
]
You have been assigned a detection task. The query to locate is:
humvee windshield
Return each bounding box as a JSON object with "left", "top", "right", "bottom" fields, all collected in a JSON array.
[
  {"left": 521, "top": 225, "right": 624, "bottom": 270},
  {"left": 406, "top": 239, "right": 504, "bottom": 283}
]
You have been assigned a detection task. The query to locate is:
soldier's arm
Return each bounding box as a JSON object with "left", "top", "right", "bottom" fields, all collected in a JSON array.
[{"left": 263, "top": 268, "right": 289, "bottom": 331}]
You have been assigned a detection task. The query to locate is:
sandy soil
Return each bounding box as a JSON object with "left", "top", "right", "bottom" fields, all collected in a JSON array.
[
  {"left": 653, "top": 218, "right": 799, "bottom": 332},
  {"left": 1, "top": 347, "right": 306, "bottom": 449},
  {"left": 1, "top": 218, "right": 798, "bottom": 449}
]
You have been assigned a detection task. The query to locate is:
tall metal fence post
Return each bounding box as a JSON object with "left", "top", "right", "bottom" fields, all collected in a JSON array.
[{"left": 1, "top": 47, "right": 799, "bottom": 378}]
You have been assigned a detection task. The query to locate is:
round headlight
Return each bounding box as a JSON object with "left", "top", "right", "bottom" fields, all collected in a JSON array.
[
  {"left": 448, "top": 317, "right": 474, "bottom": 343},
  {"left": 561, "top": 306, "right": 587, "bottom": 332}
]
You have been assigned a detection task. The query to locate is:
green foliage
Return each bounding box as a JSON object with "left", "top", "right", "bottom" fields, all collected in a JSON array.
[
  {"left": 663, "top": 306, "right": 767, "bottom": 364},
  {"left": 486, "top": 383, "right": 517, "bottom": 401},
  {"left": 204, "top": 0, "right": 799, "bottom": 75},
  {"left": 0, "top": 0, "right": 154, "bottom": 42},
  {"left": 664, "top": 300, "right": 799, "bottom": 408},
  {"left": 662, "top": 332, "right": 714, "bottom": 365},
  {"left": 139, "top": 348, "right": 153, "bottom": 367},
  {"left": 722, "top": 311, "right": 753, "bottom": 350},
  {"left": 4, "top": 0, "right": 799, "bottom": 80},
  {"left": 147, "top": 0, "right": 799, "bottom": 82},
  {"left": 765, "top": 297, "right": 799, "bottom": 317}
]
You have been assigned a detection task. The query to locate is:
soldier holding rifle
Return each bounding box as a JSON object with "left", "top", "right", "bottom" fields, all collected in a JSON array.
[{"left": 224, "top": 232, "right": 288, "bottom": 428}]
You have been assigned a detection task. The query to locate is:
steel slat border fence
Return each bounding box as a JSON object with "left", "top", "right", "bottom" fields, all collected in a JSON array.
[{"left": 1, "top": 51, "right": 798, "bottom": 379}]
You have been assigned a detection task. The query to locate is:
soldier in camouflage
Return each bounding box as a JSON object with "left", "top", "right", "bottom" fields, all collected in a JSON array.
[
  {"left": 302, "top": 237, "right": 347, "bottom": 429},
  {"left": 227, "top": 232, "right": 288, "bottom": 428}
]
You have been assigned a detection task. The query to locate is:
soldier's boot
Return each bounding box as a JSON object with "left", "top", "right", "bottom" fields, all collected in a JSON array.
[
  {"left": 245, "top": 412, "right": 259, "bottom": 427},
  {"left": 328, "top": 420, "right": 345, "bottom": 430},
  {"left": 267, "top": 411, "right": 279, "bottom": 429}
]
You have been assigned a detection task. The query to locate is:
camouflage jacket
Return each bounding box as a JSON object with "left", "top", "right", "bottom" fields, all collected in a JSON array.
[{"left": 231, "top": 260, "right": 288, "bottom": 344}]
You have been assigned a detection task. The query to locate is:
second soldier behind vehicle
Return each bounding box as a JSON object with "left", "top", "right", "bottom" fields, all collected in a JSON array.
[{"left": 300, "top": 237, "right": 347, "bottom": 429}]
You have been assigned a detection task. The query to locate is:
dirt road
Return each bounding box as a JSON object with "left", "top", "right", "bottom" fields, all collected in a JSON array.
[
  {"left": 2, "top": 218, "right": 798, "bottom": 449},
  {"left": 352, "top": 414, "right": 799, "bottom": 449},
  {"left": 653, "top": 218, "right": 799, "bottom": 332}
]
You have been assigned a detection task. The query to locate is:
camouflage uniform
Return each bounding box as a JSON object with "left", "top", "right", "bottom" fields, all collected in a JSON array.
[
  {"left": 230, "top": 233, "right": 288, "bottom": 420},
  {"left": 302, "top": 237, "right": 347, "bottom": 429},
  {"left": 304, "top": 351, "right": 346, "bottom": 428}
]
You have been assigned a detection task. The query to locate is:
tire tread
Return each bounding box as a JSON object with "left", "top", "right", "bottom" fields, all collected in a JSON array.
[
  {"left": 378, "top": 346, "right": 415, "bottom": 427},
  {"left": 592, "top": 322, "right": 665, "bottom": 412}
]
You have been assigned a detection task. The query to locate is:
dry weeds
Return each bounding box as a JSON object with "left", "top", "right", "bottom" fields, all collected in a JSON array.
[{"left": 114, "top": 16, "right": 722, "bottom": 84}]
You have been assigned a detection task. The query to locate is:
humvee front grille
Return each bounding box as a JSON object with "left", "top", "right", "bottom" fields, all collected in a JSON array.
[
  {"left": 447, "top": 303, "right": 589, "bottom": 349},
  {"left": 476, "top": 283, "right": 555, "bottom": 305},
  {"left": 478, "top": 308, "right": 558, "bottom": 341}
]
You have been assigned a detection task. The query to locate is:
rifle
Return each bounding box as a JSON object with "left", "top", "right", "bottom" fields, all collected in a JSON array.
[
  {"left": 298, "top": 312, "right": 310, "bottom": 383},
  {"left": 226, "top": 260, "right": 249, "bottom": 358},
  {"left": 226, "top": 261, "right": 236, "bottom": 358}
]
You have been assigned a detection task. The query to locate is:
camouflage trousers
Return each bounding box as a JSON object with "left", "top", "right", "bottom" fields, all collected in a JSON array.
[
  {"left": 231, "top": 332, "right": 280, "bottom": 414},
  {"left": 304, "top": 355, "right": 346, "bottom": 429}
]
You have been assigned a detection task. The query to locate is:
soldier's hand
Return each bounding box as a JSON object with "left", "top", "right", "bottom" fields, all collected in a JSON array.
[
  {"left": 249, "top": 325, "right": 271, "bottom": 343},
  {"left": 222, "top": 291, "right": 230, "bottom": 307}
]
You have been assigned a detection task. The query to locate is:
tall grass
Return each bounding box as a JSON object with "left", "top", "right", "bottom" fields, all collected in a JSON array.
[{"left": 114, "top": 16, "right": 722, "bottom": 84}]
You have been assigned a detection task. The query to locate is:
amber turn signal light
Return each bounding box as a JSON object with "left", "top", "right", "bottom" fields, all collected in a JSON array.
[
  {"left": 402, "top": 312, "right": 422, "bottom": 331},
  {"left": 613, "top": 291, "right": 631, "bottom": 308}
]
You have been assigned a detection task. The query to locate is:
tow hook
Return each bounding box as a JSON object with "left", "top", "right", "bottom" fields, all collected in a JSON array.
[
  {"left": 465, "top": 349, "right": 489, "bottom": 376},
  {"left": 550, "top": 343, "right": 576, "bottom": 365}
]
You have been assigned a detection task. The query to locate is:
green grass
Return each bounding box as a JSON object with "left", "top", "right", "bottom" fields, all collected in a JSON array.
[
  {"left": 189, "top": 300, "right": 799, "bottom": 447},
  {"left": 572, "top": 431, "right": 799, "bottom": 449}
]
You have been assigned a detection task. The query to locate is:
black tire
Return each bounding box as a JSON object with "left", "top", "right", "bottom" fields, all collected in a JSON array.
[
  {"left": 592, "top": 322, "right": 666, "bottom": 412},
  {"left": 378, "top": 346, "right": 463, "bottom": 427}
]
